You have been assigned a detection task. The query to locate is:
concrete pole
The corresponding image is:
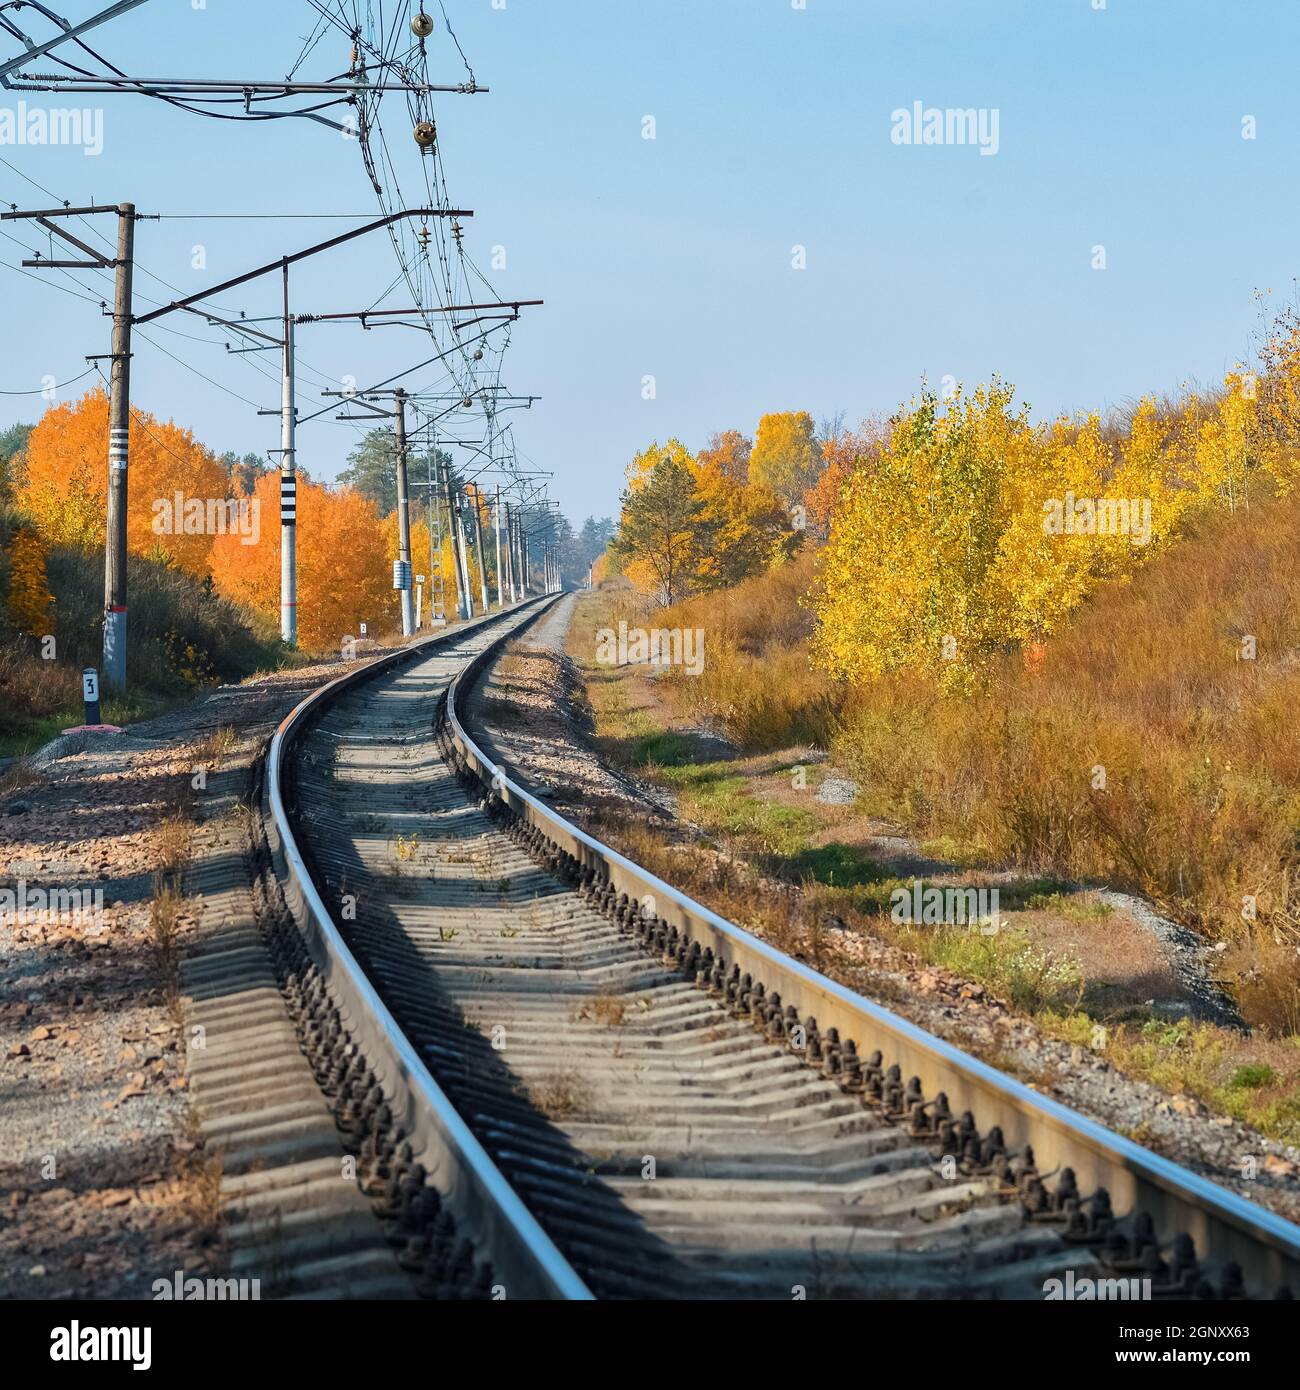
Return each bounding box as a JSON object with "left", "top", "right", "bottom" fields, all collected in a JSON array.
[
  {"left": 503, "top": 504, "right": 514, "bottom": 602},
  {"left": 279, "top": 260, "right": 297, "bottom": 647},
  {"left": 426, "top": 426, "right": 446, "bottom": 627},
  {"left": 442, "top": 459, "right": 470, "bottom": 620},
  {"left": 394, "top": 389, "right": 414, "bottom": 637},
  {"left": 471, "top": 487, "right": 490, "bottom": 614},
  {"left": 454, "top": 493, "right": 475, "bottom": 618},
  {"left": 493, "top": 485, "right": 504, "bottom": 608},
  {"left": 504, "top": 502, "right": 516, "bottom": 602},
  {"left": 103, "top": 203, "right": 134, "bottom": 692}
]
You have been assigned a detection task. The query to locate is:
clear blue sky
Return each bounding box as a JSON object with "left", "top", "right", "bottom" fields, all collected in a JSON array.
[{"left": 2, "top": 0, "right": 1298, "bottom": 524}]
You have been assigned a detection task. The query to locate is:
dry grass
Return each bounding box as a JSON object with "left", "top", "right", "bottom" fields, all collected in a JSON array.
[
  {"left": 0, "top": 639, "right": 80, "bottom": 727},
  {"left": 0, "top": 756, "right": 42, "bottom": 796},
  {"left": 833, "top": 491, "right": 1300, "bottom": 1033},
  {"left": 531, "top": 1069, "right": 595, "bottom": 1118},
  {"left": 655, "top": 550, "right": 843, "bottom": 749},
  {"left": 589, "top": 994, "right": 627, "bottom": 1027},
  {"left": 150, "top": 809, "right": 193, "bottom": 1015},
  {"left": 177, "top": 1106, "right": 225, "bottom": 1255},
  {"left": 154, "top": 811, "right": 193, "bottom": 879},
  {"left": 192, "top": 725, "right": 239, "bottom": 764}
]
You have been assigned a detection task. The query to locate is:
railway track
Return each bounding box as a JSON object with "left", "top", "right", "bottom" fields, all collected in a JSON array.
[{"left": 244, "top": 595, "right": 1300, "bottom": 1300}]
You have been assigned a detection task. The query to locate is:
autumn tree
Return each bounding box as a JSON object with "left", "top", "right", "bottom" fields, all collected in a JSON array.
[
  {"left": 18, "top": 388, "right": 228, "bottom": 578},
  {"left": 610, "top": 455, "right": 704, "bottom": 605},
  {"left": 749, "top": 411, "right": 822, "bottom": 507},
  {"left": 209, "top": 473, "right": 391, "bottom": 651},
  {"left": 220, "top": 450, "right": 272, "bottom": 497},
  {"left": 4, "top": 526, "right": 54, "bottom": 637},
  {"left": 623, "top": 437, "right": 695, "bottom": 494},
  {"left": 812, "top": 383, "right": 1041, "bottom": 687},
  {"left": 692, "top": 452, "right": 792, "bottom": 591},
  {"left": 696, "top": 429, "right": 751, "bottom": 485},
  {"left": 0, "top": 422, "right": 31, "bottom": 504},
  {"left": 803, "top": 420, "right": 884, "bottom": 538}
]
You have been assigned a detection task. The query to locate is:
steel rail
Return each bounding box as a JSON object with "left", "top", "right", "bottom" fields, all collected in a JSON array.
[
  {"left": 264, "top": 594, "right": 591, "bottom": 1301},
  {"left": 442, "top": 607, "right": 1300, "bottom": 1298}
]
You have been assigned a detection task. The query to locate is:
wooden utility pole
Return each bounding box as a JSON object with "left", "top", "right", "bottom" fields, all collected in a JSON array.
[
  {"left": 1, "top": 202, "right": 136, "bottom": 690},
  {"left": 104, "top": 204, "right": 135, "bottom": 690}
]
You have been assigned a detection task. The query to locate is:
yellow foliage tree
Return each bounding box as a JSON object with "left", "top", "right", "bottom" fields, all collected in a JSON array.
[
  {"left": 749, "top": 411, "right": 822, "bottom": 507},
  {"left": 4, "top": 527, "right": 54, "bottom": 638},
  {"left": 624, "top": 438, "right": 695, "bottom": 493},
  {"left": 1193, "top": 374, "right": 1266, "bottom": 513}
]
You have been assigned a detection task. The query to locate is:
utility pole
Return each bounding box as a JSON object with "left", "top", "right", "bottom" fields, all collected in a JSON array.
[
  {"left": 329, "top": 386, "right": 416, "bottom": 635},
  {"left": 441, "top": 457, "right": 471, "bottom": 620},
  {"left": 494, "top": 485, "right": 504, "bottom": 608},
  {"left": 502, "top": 500, "right": 514, "bottom": 602},
  {"left": 105, "top": 204, "right": 135, "bottom": 690},
  {"left": 134, "top": 207, "right": 467, "bottom": 649},
  {"left": 471, "top": 487, "right": 490, "bottom": 614},
  {"left": 2, "top": 201, "right": 137, "bottom": 691},
  {"left": 456, "top": 495, "right": 475, "bottom": 617},
  {"left": 425, "top": 443, "right": 446, "bottom": 627},
  {"left": 393, "top": 389, "right": 414, "bottom": 636},
  {"left": 279, "top": 260, "right": 296, "bottom": 646}
]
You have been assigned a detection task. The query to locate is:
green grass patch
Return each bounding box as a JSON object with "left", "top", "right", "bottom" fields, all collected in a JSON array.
[
  {"left": 902, "top": 925, "right": 1085, "bottom": 1014},
  {"left": 1230, "top": 1063, "right": 1278, "bottom": 1090},
  {"left": 1025, "top": 889, "right": 1116, "bottom": 922},
  {"left": 782, "top": 842, "right": 889, "bottom": 890}
]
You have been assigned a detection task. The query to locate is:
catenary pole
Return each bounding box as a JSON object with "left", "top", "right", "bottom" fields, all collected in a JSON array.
[
  {"left": 393, "top": 388, "right": 414, "bottom": 636},
  {"left": 279, "top": 260, "right": 297, "bottom": 645},
  {"left": 494, "top": 485, "right": 504, "bottom": 607}
]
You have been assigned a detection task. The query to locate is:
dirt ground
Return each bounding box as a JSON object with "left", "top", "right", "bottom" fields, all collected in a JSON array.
[{"left": 0, "top": 655, "right": 377, "bottom": 1298}]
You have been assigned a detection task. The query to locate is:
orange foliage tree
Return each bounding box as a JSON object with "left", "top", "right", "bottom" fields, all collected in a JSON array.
[
  {"left": 18, "top": 388, "right": 228, "bottom": 577},
  {"left": 209, "top": 473, "right": 391, "bottom": 651}
]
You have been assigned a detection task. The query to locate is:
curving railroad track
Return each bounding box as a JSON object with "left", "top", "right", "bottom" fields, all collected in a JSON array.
[{"left": 234, "top": 595, "right": 1300, "bottom": 1300}]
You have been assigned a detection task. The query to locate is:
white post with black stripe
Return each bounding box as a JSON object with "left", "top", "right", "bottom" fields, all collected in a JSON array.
[
  {"left": 279, "top": 261, "right": 297, "bottom": 647},
  {"left": 393, "top": 388, "right": 415, "bottom": 637}
]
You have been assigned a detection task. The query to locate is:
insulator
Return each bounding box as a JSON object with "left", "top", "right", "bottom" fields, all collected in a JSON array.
[
  {"left": 413, "top": 121, "right": 437, "bottom": 150},
  {"left": 411, "top": 10, "right": 435, "bottom": 38}
]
